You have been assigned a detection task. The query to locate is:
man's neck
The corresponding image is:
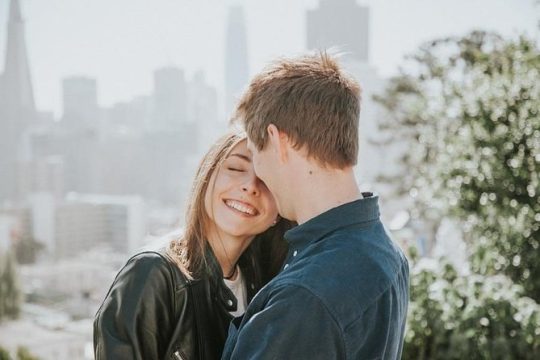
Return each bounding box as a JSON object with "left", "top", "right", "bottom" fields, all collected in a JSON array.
[{"left": 293, "top": 167, "right": 362, "bottom": 225}]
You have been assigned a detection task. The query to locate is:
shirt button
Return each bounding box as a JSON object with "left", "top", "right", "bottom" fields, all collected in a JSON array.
[
  {"left": 293, "top": 250, "right": 298, "bottom": 257},
  {"left": 227, "top": 299, "right": 233, "bottom": 306},
  {"left": 284, "top": 264, "right": 289, "bottom": 270}
]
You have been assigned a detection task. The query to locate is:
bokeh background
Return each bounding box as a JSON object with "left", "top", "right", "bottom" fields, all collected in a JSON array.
[{"left": 0, "top": 0, "right": 538, "bottom": 359}]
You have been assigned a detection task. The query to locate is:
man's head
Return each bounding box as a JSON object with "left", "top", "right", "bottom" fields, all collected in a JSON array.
[{"left": 232, "top": 52, "right": 362, "bottom": 219}]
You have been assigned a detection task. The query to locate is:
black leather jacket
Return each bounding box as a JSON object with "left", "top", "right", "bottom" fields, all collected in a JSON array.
[{"left": 93, "top": 246, "right": 263, "bottom": 360}]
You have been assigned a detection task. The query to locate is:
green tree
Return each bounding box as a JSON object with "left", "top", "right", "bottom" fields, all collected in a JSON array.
[
  {"left": 405, "top": 251, "right": 539, "bottom": 359},
  {"left": 16, "top": 347, "right": 40, "bottom": 360},
  {"left": 0, "top": 251, "right": 23, "bottom": 320},
  {"left": 374, "top": 31, "right": 540, "bottom": 301},
  {"left": 0, "top": 345, "right": 11, "bottom": 360},
  {"left": 13, "top": 235, "right": 44, "bottom": 265}
]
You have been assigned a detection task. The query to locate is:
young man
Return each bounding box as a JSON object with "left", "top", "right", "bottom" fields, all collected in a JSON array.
[{"left": 222, "top": 52, "right": 409, "bottom": 360}]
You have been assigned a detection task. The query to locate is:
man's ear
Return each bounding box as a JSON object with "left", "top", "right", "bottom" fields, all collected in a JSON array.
[{"left": 267, "top": 124, "right": 289, "bottom": 163}]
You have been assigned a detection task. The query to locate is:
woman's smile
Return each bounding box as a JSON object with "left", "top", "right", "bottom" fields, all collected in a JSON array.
[
  {"left": 223, "top": 199, "right": 259, "bottom": 216},
  {"left": 204, "top": 139, "right": 278, "bottom": 240}
]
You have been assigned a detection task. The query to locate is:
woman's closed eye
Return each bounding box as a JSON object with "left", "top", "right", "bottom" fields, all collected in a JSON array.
[{"left": 225, "top": 153, "right": 251, "bottom": 173}]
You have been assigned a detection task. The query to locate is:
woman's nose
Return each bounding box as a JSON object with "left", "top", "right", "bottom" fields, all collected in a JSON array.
[{"left": 242, "top": 177, "right": 260, "bottom": 196}]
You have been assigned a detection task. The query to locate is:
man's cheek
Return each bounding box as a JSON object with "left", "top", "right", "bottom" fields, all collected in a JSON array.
[
  {"left": 252, "top": 159, "right": 260, "bottom": 176},
  {"left": 254, "top": 160, "right": 266, "bottom": 179}
]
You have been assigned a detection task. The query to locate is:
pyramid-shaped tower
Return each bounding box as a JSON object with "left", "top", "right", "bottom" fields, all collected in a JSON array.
[
  {"left": 1, "top": 0, "right": 36, "bottom": 112},
  {"left": 0, "top": 0, "right": 37, "bottom": 202}
]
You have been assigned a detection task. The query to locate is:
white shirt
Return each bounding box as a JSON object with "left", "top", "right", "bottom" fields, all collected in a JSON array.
[{"left": 223, "top": 266, "right": 247, "bottom": 317}]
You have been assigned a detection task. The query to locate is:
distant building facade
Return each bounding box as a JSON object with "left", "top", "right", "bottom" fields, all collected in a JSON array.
[
  {"left": 152, "top": 66, "right": 188, "bottom": 131},
  {"left": 31, "top": 193, "right": 146, "bottom": 259},
  {"left": 224, "top": 5, "right": 249, "bottom": 114},
  {"left": 307, "top": 0, "right": 370, "bottom": 62}
]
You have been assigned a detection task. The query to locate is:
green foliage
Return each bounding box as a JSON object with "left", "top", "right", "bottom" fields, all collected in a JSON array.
[
  {"left": 13, "top": 235, "right": 44, "bottom": 265},
  {"left": 375, "top": 31, "right": 540, "bottom": 301},
  {"left": 375, "top": 30, "right": 540, "bottom": 358},
  {"left": 0, "top": 346, "right": 11, "bottom": 360},
  {"left": 15, "top": 347, "right": 40, "bottom": 360},
  {"left": 404, "top": 255, "right": 540, "bottom": 359},
  {"left": 0, "top": 346, "right": 41, "bottom": 360},
  {"left": 0, "top": 251, "right": 23, "bottom": 321}
]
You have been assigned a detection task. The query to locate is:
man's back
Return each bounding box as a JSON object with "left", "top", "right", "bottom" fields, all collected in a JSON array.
[{"left": 222, "top": 195, "right": 409, "bottom": 359}]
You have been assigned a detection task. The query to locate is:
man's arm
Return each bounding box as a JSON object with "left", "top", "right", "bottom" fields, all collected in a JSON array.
[{"left": 226, "top": 284, "right": 346, "bottom": 360}]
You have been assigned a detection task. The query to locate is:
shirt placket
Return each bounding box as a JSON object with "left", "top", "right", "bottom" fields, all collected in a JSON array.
[{"left": 282, "top": 248, "right": 299, "bottom": 271}]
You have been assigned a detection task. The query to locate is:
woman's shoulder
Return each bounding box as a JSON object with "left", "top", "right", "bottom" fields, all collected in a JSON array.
[
  {"left": 122, "top": 248, "right": 190, "bottom": 290},
  {"left": 125, "top": 250, "right": 170, "bottom": 269},
  {"left": 137, "top": 230, "right": 180, "bottom": 253}
]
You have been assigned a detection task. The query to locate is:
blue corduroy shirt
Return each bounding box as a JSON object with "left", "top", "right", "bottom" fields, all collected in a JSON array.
[{"left": 222, "top": 193, "right": 410, "bottom": 360}]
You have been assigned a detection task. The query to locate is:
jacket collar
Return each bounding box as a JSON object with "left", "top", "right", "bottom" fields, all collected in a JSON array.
[
  {"left": 284, "top": 192, "right": 379, "bottom": 251},
  {"left": 203, "top": 243, "right": 260, "bottom": 313}
]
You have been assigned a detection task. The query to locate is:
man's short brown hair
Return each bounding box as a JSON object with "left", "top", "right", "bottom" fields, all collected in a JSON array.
[{"left": 233, "top": 51, "right": 361, "bottom": 169}]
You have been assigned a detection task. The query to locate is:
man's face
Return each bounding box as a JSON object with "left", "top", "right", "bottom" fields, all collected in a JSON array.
[
  {"left": 246, "top": 138, "right": 271, "bottom": 186},
  {"left": 246, "top": 137, "right": 281, "bottom": 210}
]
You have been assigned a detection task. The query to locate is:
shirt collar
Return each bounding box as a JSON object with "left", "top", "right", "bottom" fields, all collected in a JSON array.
[{"left": 284, "top": 192, "right": 380, "bottom": 250}]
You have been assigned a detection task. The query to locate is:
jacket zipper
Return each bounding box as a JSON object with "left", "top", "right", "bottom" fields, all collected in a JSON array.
[{"left": 172, "top": 349, "right": 186, "bottom": 360}]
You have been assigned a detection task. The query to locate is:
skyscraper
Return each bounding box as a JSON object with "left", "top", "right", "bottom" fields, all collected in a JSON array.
[
  {"left": 152, "top": 66, "right": 187, "bottom": 131},
  {"left": 31, "top": 193, "right": 146, "bottom": 258},
  {"left": 306, "top": 1, "right": 392, "bottom": 193},
  {"left": 0, "top": 0, "right": 36, "bottom": 114},
  {"left": 224, "top": 5, "right": 249, "bottom": 115},
  {"left": 188, "top": 71, "right": 220, "bottom": 153},
  {"left": 0, "top": 0, "right": 37, "bottom": 202},
  {"left": 62, "top": 76, "right": 98, "bottom": 130},
  {"left": 57, "top": 76, "right": 101, "bottom": 194},
  {"left": 307, "top": 0, "right": 369, "bottom": 62}
]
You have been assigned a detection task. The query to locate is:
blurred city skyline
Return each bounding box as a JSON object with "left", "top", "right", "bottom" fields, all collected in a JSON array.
[
  {"left": 0, "top": 0, "right": 538, "bottom": 118},
  {"left": 0, "top": 0, "right": 390, "bottom": 262},
  {"left": 0, "top": 1, "right": 538, "bottom": 358}
]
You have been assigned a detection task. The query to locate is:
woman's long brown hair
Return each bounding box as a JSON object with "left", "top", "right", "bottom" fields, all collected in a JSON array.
[{"left": 167, "top": 131, "right": 293, "bottom": 281}]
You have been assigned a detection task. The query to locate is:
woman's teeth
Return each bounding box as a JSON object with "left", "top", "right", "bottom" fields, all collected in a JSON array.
[{"left": 225, "top": 200, "right": 257, "bottom": 215}]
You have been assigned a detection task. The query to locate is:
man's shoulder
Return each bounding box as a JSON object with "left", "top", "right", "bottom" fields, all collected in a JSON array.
[
  {"left": 308, "top": 220, "right": 407, "bottom": 282},
  {"left": 269, "top": 224, "right": 408, "bottom": 325},
  {"left": 331, "top": 220, "right": 407, "bottom": 272}
]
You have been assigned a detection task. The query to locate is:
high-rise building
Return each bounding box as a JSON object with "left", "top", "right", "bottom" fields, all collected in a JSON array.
[
  {"left": 19, "top": 156, "right": 65, "bottom": 199},
  {"left": 305, "top": 2, "right": 394, "bottom": 195},
  {"left": 30, "top": 193, "right": 146, "bottom": 259},
  {"left": 105, "top": 95, "right": 151, "bottom": 132},
  {"left": 224, "top": 5, "right": 249, "bottom": 114},
  {"left": 62, "top": 76, "right": 99, "bottom": 130},
  {"left": 0, "top": 0, "right": 37, "bottom": 202},
  {"left": 0, "top": 0, "right": 36, "bottom": 115},
  {"left": 188, "top": 71, "right": 221, "bottom": 154},
  {"left": 152, "top": 66, "right": 187, "bottom": 130},
  {"left": 307, "top": 0, "right": 369, "bottom": 62},
  {"left": 58, "top": 76, "right": 101, "bottom": 194}
]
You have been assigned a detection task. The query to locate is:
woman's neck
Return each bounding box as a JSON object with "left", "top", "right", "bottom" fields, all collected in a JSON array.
[{"left": 206, "top": 227, "right": 254, "bottom": 279}]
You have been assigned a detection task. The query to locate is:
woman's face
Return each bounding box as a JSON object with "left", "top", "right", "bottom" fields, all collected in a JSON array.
[{"left": 204, "top": 140, "right": 278, "bottom": 240}]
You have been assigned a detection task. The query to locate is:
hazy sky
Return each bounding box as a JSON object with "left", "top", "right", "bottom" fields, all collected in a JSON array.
[{"left": 0, "top": 0, "right": 538, "bottom": 117}]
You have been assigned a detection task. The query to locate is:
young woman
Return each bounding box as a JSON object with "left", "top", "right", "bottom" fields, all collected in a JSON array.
[{"left": 93, "top": 132, "right": 292, "bottom": 360}]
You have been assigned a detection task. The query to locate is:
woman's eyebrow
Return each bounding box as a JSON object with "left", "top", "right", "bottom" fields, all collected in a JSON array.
[{"left": 228, "top": 153, "right": 251, "bottom": 162}]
